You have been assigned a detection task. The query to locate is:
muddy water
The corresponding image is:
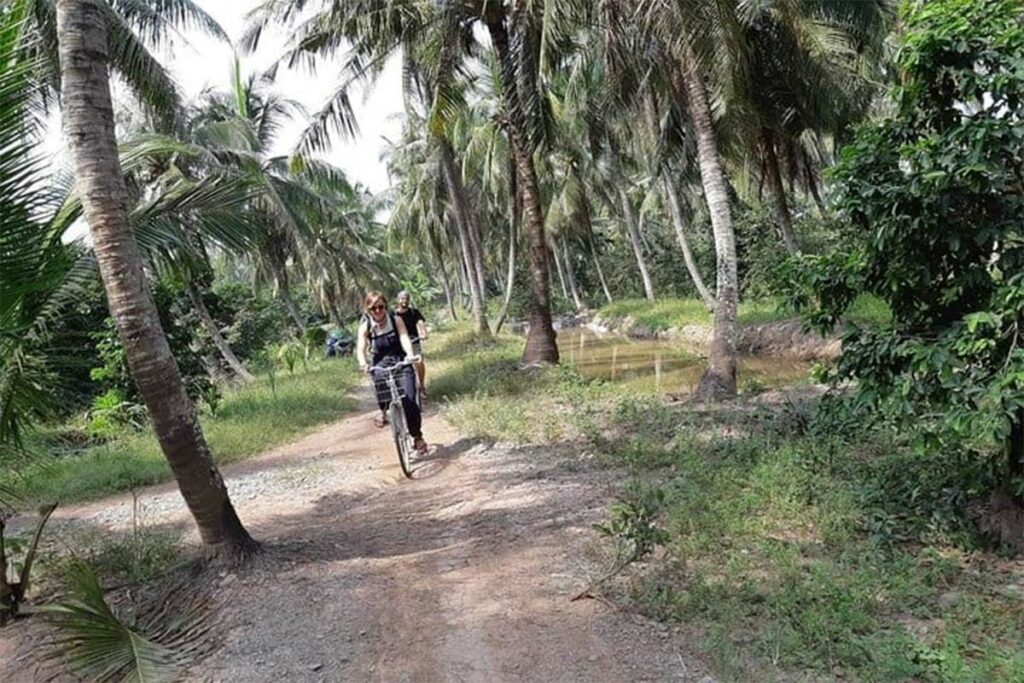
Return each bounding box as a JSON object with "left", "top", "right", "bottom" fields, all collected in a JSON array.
[{"left": 557, "top": 327, "right": 811, "bottom": 393}]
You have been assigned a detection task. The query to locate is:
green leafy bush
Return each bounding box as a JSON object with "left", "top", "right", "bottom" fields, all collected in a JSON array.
[
  {"left": 595, "top": 481, "right": 670, "bottom": 563},
  {"left": 786, "top": 0, "right": 1024, "bottom": 550},
  {"left": 89, "top": 280, "right": 211, "bottom": 403},
  {"left": 87, "top": 390, "right": 146, "bottom": 440},
  {"left": 210, "top": 282, "right": 292, "bottom": 361}
]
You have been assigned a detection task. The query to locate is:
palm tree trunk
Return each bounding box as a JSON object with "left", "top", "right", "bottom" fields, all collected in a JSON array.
[
  {"left": 329, "top": 258, "right": 349, "bottom": 325},
  {"left": 187, "top": 284, "right": 255, "bottom": 382},
  {"left": 202, "top": 352, "right": 232, "bottom": 386},
  {"left": 326, "top": 292, "right": 345, "bottom": 328},
  {"left": 270, "top": 257, "right": 305, "bottom": 335},
  {"left": 435, "top": 253, "right": 458, "bottom": 323},
  {"left": 441, "top": 269, "right": 457, "bottom": 320},
  {"left": 762, "top": 128, "right": 801, "bottom": 255},
  {"left": 608, "top": 151, "right": 655, "bottom": 301},
  {"left": 561, "top": 238, "right": 585, "bottom": 312},
  {"left": 493, "top": 224, "right": 517, "bottom": 334},
  {"left": 486, "top": 10, "right": 558, "bottom": 363},
  {"left": 804, "top": 156, "right": 828, "bottom": 218},
  {"left": 439, "top": 139, "right": 490, "bottom": 335},
  {"left": 456, "top": 253, "right": 470, "bottom": 309},
  {"left": 573, "top": 172, "right": 613, "bottom": 305},
  {"left": 428, "top": 226, "right": 458, "bottom": 321},
  {"left": 279, "top": 280, "right": 305, "bottom": 335},
  {"left": 589, "top": 234, "right": 614, "bottom": 305},
  {"left": 57, "top": 0, "right": 256, "bottom": 559},
  {"left": 468, "top": 206, "right": 488, "bottom": 310},
  {"left": 551, "top": 237, "right": 570, "bottom": 302},
  {"left": 643, "top": 84, "right": 713, "bottom": 307},
  {"left": 682, "top": 50, "right": 738, "bottom": 401},
  {"left": 494, "top": 161, "right": 519, "bottom": 334},
  {"left": 663, "top": 177, "right": 716, "bottom": 310}
]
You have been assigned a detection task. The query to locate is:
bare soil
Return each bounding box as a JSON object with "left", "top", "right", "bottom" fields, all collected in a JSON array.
[{"left": 1, "top": 389, "right": 714, "bottom": 682}]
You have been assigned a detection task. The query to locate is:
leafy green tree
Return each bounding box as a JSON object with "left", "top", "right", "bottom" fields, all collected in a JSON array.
[{"left": 790, "top": 0, "right": 1024, "bottom": 550}]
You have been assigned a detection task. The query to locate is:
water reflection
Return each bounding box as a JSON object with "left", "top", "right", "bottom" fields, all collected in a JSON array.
[{"left": 557, "top": 328, "right": 810, "bottom": 393}]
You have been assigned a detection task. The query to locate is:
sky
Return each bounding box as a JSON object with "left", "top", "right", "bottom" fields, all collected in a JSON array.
[{"left": 45, "top": 0, "right": 405, "bottom": 194}]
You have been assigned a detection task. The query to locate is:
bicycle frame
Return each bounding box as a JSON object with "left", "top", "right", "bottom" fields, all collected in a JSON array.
[{"left": 368, "top": 358, "right": 421, "bottom": 477}]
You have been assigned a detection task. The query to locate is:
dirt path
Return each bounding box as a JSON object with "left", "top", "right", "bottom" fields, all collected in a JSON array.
[{"left": 3, "top": 389, "right": 713, "bottom": 682}]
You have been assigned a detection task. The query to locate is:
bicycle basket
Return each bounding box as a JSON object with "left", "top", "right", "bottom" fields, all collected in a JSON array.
[{"left": 371, "top": 368, "right": 407, "bottom": 401}]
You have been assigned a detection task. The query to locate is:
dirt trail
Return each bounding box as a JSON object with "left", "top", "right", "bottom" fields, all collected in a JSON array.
[{"left": 3, "top": 389, "right": 713, "bottom": 682}]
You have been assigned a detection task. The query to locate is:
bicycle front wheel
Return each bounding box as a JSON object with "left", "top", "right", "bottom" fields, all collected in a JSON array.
[{"left": 388, "top": 402, "right": 414, "bottom": 478}]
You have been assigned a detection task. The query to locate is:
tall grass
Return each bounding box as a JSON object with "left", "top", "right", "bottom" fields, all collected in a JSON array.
[{"left": 3, "top": 359, "right": 359, "bottom": 504}]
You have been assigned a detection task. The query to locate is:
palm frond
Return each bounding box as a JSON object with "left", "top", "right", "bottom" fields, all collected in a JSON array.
[
  {"left": 45, "top": 561, "right": 211, "bottom": 683},
  {"left": 0, "top": 0, "right": 73, "bottom": 447},
  {"left": 111, "top": 0, "right": 228, "bottom": 45}
]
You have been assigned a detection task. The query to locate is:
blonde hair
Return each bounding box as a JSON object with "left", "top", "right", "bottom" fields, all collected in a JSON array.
[{"left": 363, "top": 291, "right": 388, "bottom": 311}]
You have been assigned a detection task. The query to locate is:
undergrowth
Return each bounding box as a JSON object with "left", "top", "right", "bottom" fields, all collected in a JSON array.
[
  {"left": 595, "top": 399, "right": 1022, "bottom": 681},
  {"left": 432, "top": 323, "right": 1022, "bottom": 682},
  {"left": 2, "top": 359, "right": 359, "bottom": 504},
  {"left": 431, "top": 326, "right": 620, "bottom": 444}
]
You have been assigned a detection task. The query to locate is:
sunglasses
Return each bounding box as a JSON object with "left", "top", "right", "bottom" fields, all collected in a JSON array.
[{"left": 368, "top": 305, "right": 386, "bottom": 312}]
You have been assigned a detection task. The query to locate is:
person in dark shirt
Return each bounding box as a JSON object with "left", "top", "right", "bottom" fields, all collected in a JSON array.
[{"left": 395, "top": 290, "right": 428, "bottom": 398}]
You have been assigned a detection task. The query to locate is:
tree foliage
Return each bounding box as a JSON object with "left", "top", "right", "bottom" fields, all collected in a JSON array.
[{"left": 789, "top": 0, "right": 1024, "bottom": 505}]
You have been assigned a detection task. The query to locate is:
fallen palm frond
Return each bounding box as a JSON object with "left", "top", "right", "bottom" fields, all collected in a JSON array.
[{"left": 44, "top": 560, "right": 214, "bottom": 682}]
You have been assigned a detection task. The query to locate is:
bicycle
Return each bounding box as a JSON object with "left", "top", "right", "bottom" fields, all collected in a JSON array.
[{"left": 369, "top": 357, "right": 421, "bottom": 478}]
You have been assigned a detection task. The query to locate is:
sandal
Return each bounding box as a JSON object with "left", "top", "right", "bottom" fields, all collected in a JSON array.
[
  {"left": 373, "top": 413, "right": 388, "bottom": 428},
  {"left": 413, "top": 437, "right": 428, "bottom": 454}
]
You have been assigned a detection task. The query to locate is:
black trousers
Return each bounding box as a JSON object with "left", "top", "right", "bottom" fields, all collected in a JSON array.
[{"left": 372, "top": 364, "right": 422, "bottom": 438}]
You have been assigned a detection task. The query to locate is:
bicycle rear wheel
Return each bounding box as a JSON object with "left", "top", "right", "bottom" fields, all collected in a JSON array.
[{"left": 388, "top": 402, "right": 414, "bottom": 478}]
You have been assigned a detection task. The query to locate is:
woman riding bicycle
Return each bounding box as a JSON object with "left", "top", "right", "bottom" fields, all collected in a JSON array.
[{"left": 356, "top": 291, "right": 428, "bottom": 454}]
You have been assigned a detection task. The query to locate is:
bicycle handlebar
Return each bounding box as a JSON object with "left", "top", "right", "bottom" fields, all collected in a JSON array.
[{"left": 368, "top": 357, "right": 421, "bottom": 373}]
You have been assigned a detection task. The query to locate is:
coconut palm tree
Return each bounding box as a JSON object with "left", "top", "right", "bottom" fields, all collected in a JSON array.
[
  {"left": 55, "top": 0, "right": 256, "bottom": 559},
  {"left": 21, "top": 0, "right": 225, "bottom": 122},
  {"left": 289, "top": 158, "right": 390, "bottom": 320},
  {"left": 2, "top": 40, "right": 259, "bottom": 451},
  {"left": 480, "top": 1, "right": 559, "bottom": 362},
  {"left": 245, "top": 0, "right": 568, "bottom": 355},
  {"left": 598, "top": 0, "right": 897, "bottom": 397},
  {"left": 55, "top": 131, "right": 265, "bottom": 383},
  {"left": 245, "top": 1, "right": 496, "bottom": 336},
  {"left": 382, "top": 124, "right": 463, "bottom": 321},
  {"left": 188, "top": 70, "right": 313, "bottom": 335},
  {"left": 448, "top": 56, "right": 525, "bottom": 328},
  {"left": 679, "top": 45, "right": 740, "bottom": 400},
  {"left": 719, "top": 0, "right": 895, "bottom": 254}
]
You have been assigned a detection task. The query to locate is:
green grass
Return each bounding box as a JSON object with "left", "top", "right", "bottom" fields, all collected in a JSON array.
[
  {"left": 429, "top": 325, "right": 619, "bottom": 444},
  {"left": 595, "top": 411, "right": 1022, "bottom": 681},
  {"left": 3, "top": 358, "right": 359, "bottom": 504},
  {"left": 597, "top": 295, "right": 891, "bottom": 332},
  {"left": 846, "top": 292, "right": 894, "bottom": 325},
  {"left": 430, "top": 322, "right": 1021, "bottom": 682},
  {"left": 598, "top": 298, "right": 719, "bottom": 330}
]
